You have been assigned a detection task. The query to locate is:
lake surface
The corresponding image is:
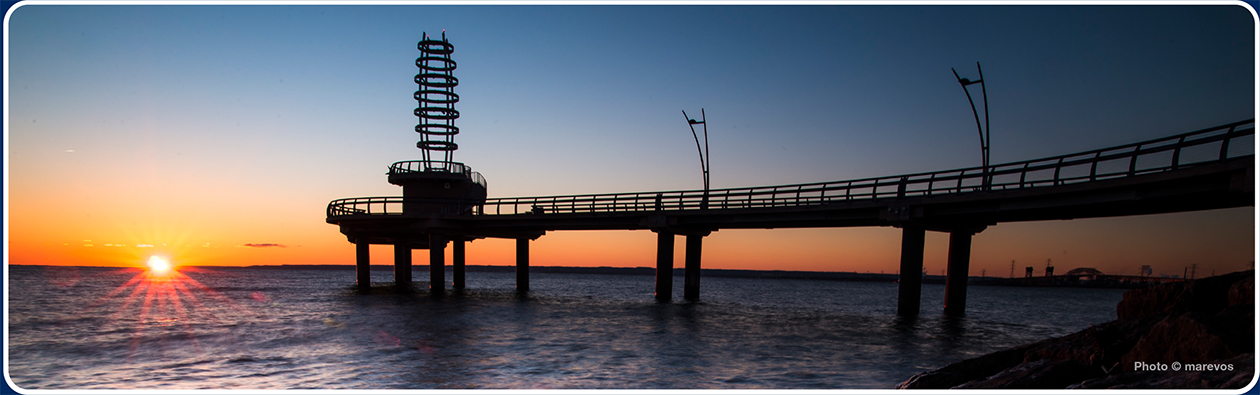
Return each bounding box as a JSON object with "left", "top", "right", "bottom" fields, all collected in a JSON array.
[{"left": 6, "top": 265, "right": 1126, "bottom": 389}]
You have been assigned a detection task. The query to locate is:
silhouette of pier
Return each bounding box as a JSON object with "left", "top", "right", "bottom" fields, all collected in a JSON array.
[{"left": 326, "top": 34, "right": 1255, "bottom": 315}]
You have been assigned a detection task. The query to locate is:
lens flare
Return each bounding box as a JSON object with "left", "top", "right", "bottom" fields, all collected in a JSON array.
[
  {"left": 86, "top": 265, "right": 246, "bottom": 362},
  {"left": 147, "top": 256, "right": 170, "bottom": 273}
]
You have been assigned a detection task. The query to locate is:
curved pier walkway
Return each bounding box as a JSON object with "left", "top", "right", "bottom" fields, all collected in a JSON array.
[{"left": 328, "top": 119, "right": 1254, "bottom": 315}]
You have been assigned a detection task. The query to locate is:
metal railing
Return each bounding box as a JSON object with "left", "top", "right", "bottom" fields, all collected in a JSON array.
[
  {"left": 389, "top": 160, "right": 487, "bottom": 190},
  {"left": 330, "top": 119, "right": 1253, "bottom": 218},
  {"left": 326, "top": 196, "right": 483, "bottom": 217}
]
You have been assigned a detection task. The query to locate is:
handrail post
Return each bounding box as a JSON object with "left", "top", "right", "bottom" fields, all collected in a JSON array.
[
  {"left": 1129, "top": 145, "right": 1140, "bottom": 176},
  {"left": 1219, "top": 125, "right": 1238, "bottom": 161},
  {"left": 1171, "top": 136, "right": 1186, "bottom": 170},
  {"left": 1089, "top": 151, "right": 1100, "bottom": 181},
  {"left": 1053, "top": 158, "right": 1064, "bottom": 186},
  {"left": 980, "top": 167, "right": 990, "bottom": 191},
  {"left": 1019, "top": 162, "right": 1029, "bottom": 188}
]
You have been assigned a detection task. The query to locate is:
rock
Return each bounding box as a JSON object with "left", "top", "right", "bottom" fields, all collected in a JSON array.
[
  {"left": 1229, "top": 276, "right": 1253, "bottom": 306},
  {"left": 895, "top": 346, "right": 1031, "bottom": 389},
  {"left": 1117, "top": 282, "right": 1185, "bottom": 319},
  {"left": 1068, "top": 370, "right": 1160, "bottom": 389},
  {"left": 1217, "top": 354, "right": 1257, "bottom": 389},
  {"left": 1117, "top": 271, "right": 1252, "bottom": 319},
  {"left": 1121, "top": 312, "right": 1240, "bottom": 370},
  {"left": 1023, "top": 314, "right": 1164, "bottom": 369},
  {"left": 896, "top": 315, "right": 1164, "bottom": 389},
  {"left": 954, "top": 359, "right": 1101, "bottom": 389},
  {"left": 894, "top": 371, "right": 966, "bottom": 390},
  {"left": 1070, "top": 353, "right": 1254, "bottom": 389},
  {"left": 1215, "top": 304, "right": 1255, "bottom": 353},
  {"left": 1120, "top": 304, "right": 1253, "bottom": 373},
  {"left": 899, "top": 271, "right": 1256, "bottom": 389}
]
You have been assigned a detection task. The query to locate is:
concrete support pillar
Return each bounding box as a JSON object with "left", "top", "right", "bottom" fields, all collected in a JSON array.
[
  {"left": 944, "top": 230, "right": 973, "bottom": 316},
  {"left": 429, "top": 234, "right": 445, "bottom": 293},
  {"left": 684, "top": 235, "right": 703, "bottom": 301},
  {"left": 453, "top": 238, "right": 466, "bottom": 290},
  {"left": 656, "top": 230, "right": 675, "bottom": 302},
  {"left": 394, "top": 241, "right": 412, "bottom": 286},
  {"left": 516, "top": 238, "right": 530, "bottom": 292},
  {"left": 356, "top": 240, "right": 371, "bottom": 290},
  {"left": 897, "top": 226, "right": 925, "bottom": 316}
]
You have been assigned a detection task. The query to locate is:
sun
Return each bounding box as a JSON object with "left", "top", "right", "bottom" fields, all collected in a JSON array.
[{"left": 147, "top": 256, "right": 171, "bottom": 273}]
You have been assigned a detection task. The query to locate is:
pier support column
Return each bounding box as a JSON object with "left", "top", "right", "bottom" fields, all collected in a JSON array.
[
  {"left": 684, "top": 235, "right": 703, "bottom": 301},
  {"left": 429, "top": 234, "right": 445, "bottom": 293},
  {"left": 656, "top": 230, "right": 675, "bottom": 302},
  {"left": 944, "top": 230, "right": 974, "bottom": 316},
  {"left": 453, "top": 238, "right": 466, "bottom": 290},
  {"left": 897, "top": 226, "right": 925, "bottom": 316},
  {"left": 356, "top": 240, "right": 370, "bottom": 290},
  {"left": 516, "top": 238, "right": 530, "bottom": 293},
  {"left": 394, "top": 241, "right": 412, "bottom": 286}
]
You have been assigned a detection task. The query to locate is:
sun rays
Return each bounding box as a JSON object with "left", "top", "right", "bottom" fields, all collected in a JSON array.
[{"left": 85, "top": 258, "right": 251, "bottom": 361}]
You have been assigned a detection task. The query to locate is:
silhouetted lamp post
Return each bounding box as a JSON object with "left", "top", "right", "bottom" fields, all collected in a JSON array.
[
  {"left": 952, "top": 62, "right": 990, "bottom": 190},
  {"left": 683, "top": 109, "right": 710, "bottom": 210}
]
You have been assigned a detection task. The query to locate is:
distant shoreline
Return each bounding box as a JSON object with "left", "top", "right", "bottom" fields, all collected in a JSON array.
[
  {"left": 9, "top": 264, "right": 1175, "bottom": 288},
  {"left": 12, "top": 263, "right": 920, "bottom": 283}
]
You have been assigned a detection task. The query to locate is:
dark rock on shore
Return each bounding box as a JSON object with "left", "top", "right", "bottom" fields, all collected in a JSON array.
[
  {"left": 1121, "top": 310, "right": 1253, "bottom": 369},
  {"left": 1117, "top": 270, "right": 1252, "bottom": 319},
  {"left": 897, "top": 270, "right": 1256, "bottom": 389},
  {"left": 1069, "top": 353, "right": 1254, "bottom": 389},
  {"left": 953, "top": 359, "right": 1100, "bottom": 389}
]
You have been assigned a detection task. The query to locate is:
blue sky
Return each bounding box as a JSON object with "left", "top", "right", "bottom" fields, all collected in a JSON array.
[
  {"left": 10, "top": 4, "right": 1253, "bottom": 195},
  {"left": 5, "top": 3, "right": 1256, "bottom": 275}
]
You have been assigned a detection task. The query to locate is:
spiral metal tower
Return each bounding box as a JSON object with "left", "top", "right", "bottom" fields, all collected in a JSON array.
[
  {"left": 387, "top": 32, "right": 487, "bottom": 215},
  {"left": 415, "top": 31, "right": 460, "bottom": 163}
]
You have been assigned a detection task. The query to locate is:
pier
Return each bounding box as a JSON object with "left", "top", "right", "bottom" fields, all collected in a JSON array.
[{"left": 326, "top": 34, "right": 1255, "bottom": 315}]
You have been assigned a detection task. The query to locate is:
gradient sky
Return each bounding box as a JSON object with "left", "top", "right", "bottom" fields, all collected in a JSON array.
[{"left": 5, "top": 3, "right": 1256, "bottom": 278}]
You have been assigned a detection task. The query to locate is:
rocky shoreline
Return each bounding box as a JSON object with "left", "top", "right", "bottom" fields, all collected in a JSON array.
[{"left": 897, "top": 270, "right": 1255, "bottom": 389}]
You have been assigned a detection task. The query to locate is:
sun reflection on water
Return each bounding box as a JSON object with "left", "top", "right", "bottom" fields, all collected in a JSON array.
[{"left": 84, "top": 259, "right": 249, "bottom": 361}]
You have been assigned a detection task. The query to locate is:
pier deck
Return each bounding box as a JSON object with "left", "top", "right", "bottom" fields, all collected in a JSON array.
[{"left": 328, "top": 119, "right": 1255, "bottom": 314}]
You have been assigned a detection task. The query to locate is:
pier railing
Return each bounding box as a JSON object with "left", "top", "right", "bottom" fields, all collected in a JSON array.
[
  {"left": 328, "top": 119, "right": 1253, "bottom": 217},
  {"left": 389, "top": 160, "right": 487, "bottom": 189},
  {"left": 327, "top": 196, "right": 483, "bottom": 217}
]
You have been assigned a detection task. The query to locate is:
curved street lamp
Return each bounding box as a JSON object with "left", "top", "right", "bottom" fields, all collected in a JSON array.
[
  {"left": 682, "top": 109, "right": 710, "bottom": 209},
  {"left": 952, "top": 62, "right": 990, "bottom": 190}
]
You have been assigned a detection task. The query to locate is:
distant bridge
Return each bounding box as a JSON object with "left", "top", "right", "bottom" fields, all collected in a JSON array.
[{"left": 328, "top": 119, "right": 1254, "bottom": 315}]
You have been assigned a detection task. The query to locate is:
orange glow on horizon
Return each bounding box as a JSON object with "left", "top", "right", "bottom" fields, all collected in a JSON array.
[{"left": 6, "top": 205, "right": 1253, "bottom": 279}]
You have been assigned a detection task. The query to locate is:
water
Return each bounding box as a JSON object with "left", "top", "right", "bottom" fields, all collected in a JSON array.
[{"left": 6, "top": 265, "right": 1126, "bottom": 389}]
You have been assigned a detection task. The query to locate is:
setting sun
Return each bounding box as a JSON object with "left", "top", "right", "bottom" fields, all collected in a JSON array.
[{"left": 147, "top": 256, "right": 170, "bottom": 273}]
